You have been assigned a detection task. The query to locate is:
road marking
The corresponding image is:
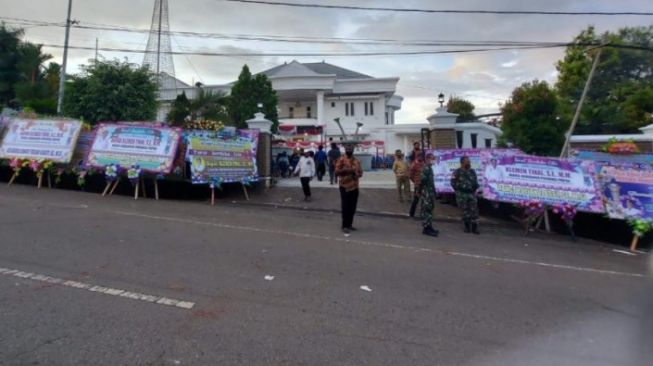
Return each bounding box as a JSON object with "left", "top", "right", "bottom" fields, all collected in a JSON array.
[
  {"left": 0, "top": 267, "right": 195, "bottom": 310},
  {"left": 110, "top": 210, "right": 646, "bottom": 279}
]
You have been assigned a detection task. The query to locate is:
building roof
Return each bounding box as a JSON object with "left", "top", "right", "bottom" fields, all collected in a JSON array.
[
  {"left": 569, "top": 134, "right": 653, "bottom": 142},
  {"left": 159, "top": 72, "right": 190, "bottom": 89},
  {"left": 260, "top": 60, "right": 372, "bottom": 80}
]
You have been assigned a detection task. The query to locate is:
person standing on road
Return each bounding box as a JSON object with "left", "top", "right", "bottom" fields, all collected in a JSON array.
[
  {"left": 294, "top": 150, "right": 315, "bottom": 201},
  {"left": 314, "top": 145, "right": 328, "bottom": 181},
  {"left": 450, "top": 156, "right": 480, "bottom": 234},
  {"left": 327, "top": 142, "right": 341, "bottom": 185},
  {"left": 409, "top": 154, "right": 425, "bottom": 218},
  {"left": 420, "top": 153, "right": 439, "bottom": 237},
  {"left": 335, "top": 144, "right": 362, "bottom": 234},
  {"left": 392, "top": 150, "right": 411, "bottom": 202}
]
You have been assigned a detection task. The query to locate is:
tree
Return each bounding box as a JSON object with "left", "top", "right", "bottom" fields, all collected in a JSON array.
[
  {"left": 62, "top": 59, "right": 158, "bottom": 124},
  {"left": 555, "top": 26, "right": 653, "bottom": 134},
  {"left": 500, "top": 80, "right": 567, "bottom": 156},
  {"left": 446, "top": 97, "right": 475, "bottom": 122},
  {"left": 0, "top": 24, "right": 23, "bottom": 105},
  {"left": 16, "top": 43, "right": 51, "bottom": 86},
  {"left": 167, "top": 91, "right": 191, "bottom": 126},
  {"left": 167, "top": 89, "right": 230, "bottom": 126},
  {"left": 228, "top": 65, "right": 279, "bottom": 131},
  {"left": 189, "top": 89, "right": 229, "bottom": 122},
  {"left": 13, "top": 43, "right": 57, "bottom": 114}
]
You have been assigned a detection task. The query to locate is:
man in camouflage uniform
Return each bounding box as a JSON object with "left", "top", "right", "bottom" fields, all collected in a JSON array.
[
  {"left": 419, "top": 153, "right": 439, "bottom": 237},
  {"left": 450, "top": 156, "right": 480, "bottom": 234}
]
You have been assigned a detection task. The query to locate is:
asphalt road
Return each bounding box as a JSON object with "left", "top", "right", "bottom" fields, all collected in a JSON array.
[{"left": 0, "top": 185, "right": 651, "bottom": 366}]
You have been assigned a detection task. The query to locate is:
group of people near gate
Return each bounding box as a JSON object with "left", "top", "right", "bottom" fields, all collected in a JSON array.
[
  {"left": 394, "top": 142, "right": 480, "bottom": 237},
  {"left": 279, "top": 140, "right": 480, "bottom": 237}
]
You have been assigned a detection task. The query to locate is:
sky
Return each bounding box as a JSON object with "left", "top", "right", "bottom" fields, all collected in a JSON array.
[{"left": 1, "top": 0, "right": 651, "bottom": 123}]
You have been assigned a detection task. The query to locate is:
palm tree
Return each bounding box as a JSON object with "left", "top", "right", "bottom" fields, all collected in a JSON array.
[
  {"left": 42, "top": 62, "right": 60, "bottom": 95},
  {"left": 189, "top": 89, "right": 229, "bottom": 122},
  {"left": 17, "top": 43, "right": 52, "bottom": 86}
]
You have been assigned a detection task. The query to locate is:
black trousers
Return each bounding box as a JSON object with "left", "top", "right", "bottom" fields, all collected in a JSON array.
[
  {"left": 409, "top": 194, "right": 420, "bottom": 217},
  {"left": 300, "top": 177, "right": 311, "bottom": 197},
  {"left": 316, "top": 163, "right": 326, "bottom": 181},
  {"left": 340, "top": 187, "right": 359, "bottom": 228}
]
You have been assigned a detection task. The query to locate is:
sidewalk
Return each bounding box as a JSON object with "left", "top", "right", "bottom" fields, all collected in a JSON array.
[
  {"left": 239, "top": 171, "right": 503, "bottom": 225},
  {"left": 275, "top": 169, "right": 397, "bottom": 189}
]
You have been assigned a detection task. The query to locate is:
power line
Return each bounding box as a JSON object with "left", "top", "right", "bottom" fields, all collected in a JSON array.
[
  {"left": 0, "top": 17, "right": 602, "bottom": 48},
  {"left": 40, "top": 43, "right": 572, "bottom": 57},
  {"left": 38, "top": 41, "right": 653, "bottom": 56},
  {"left": 220, "top": 0, "right": 653, "bottom": 16}
]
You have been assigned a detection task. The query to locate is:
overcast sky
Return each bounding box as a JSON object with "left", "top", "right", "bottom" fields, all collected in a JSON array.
[{"left": 2, "top": 0, "right": 651, "bottom": 122}]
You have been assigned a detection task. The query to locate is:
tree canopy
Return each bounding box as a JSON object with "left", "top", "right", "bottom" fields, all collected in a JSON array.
[
  {"left": 227, "top": 65, "right": 279, "bottom": 131},
  {"left": 62, "top": 60, "right": 158, "bottom": 124},
  {"left": 0, "top": 24, "right": 58, "bottom": 114},
  {"left": 446, "top": 97, "right": 476, "bottom": 122},
  {"left": 167, "top": 89, "right": 229, "bottom": 127},
  {"left": 555, "top": 25, "right": 653, "bottom": 134},
  {"left": 500, "top": 80, "right": 567, "bottom": 156}
]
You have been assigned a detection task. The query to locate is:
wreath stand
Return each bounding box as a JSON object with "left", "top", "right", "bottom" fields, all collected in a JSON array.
[
  {"left": 8, "top": 168, "right": 52, "bottom": 189},
  {"left": 630, "top": 235, "right": 640, "bottom": 252},
  {"left": 102, "top": 176, "right": 160, "bottom": 200},
  {"left": 209, "top": 182, "right": 250, "bottom": 206}
]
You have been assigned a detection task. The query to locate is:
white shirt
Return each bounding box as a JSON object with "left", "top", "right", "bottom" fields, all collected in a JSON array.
[{"left": 294, "top": 156, "right": 315, "bottom": 178}]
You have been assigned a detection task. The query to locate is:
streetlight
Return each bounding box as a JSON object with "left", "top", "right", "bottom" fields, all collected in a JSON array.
[
  {"left": 257, "top": 102, "right": 263, "bottom": 112},
  {"left": 438, "top": 92, "right": 445, "bottom": 108},
  {"left": 333, "top": 117, "right": 347, "bottom": 140},
  {"left": 355, "top": 122, "right": 364, "bottom": 138}
]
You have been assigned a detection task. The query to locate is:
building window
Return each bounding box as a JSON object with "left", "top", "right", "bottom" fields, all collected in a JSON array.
[
  {"left": 370, "top": 102, "right": 374, "bottom": 115},
  {"left": 485, "top": 138, "right": 492, "bottom": 148},
  {"left": 471, "top": 133, "right": 478, "bottom": 148},
  {"left": 331, "top": 102, "right": 335, "bottom": 107},
  {"left": 289, "top": 106, "right": 294, "bottom": 118},
  {"left": 385, "top": 112, "right": 389, "bottom": 125},
  {"left": 456, "top": 131, "right": 463, "bottom": 148},
  {"left": 306, "top": 106, "right": 312, "bottom": 118},
  {"left": 364, "top": 102, "right": 368, "bottom": 116},
  {"left": 345, "top": 102, "right": 355, "bottom": 116}
]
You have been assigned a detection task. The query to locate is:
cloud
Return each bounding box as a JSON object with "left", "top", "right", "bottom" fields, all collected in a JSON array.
[{"left": 3, "top": 0, "right": 651, "bottom": 122}]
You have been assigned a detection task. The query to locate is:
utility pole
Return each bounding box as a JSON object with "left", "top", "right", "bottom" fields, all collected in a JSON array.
[
  {"left": 56, "top": 0, "right": 73, "bottom": 115},
  {"left": 95, "top": 38, "right": 98, "bottom": 62},
  {"left": 559, "top": 46, "right": 603, "bottom": 158}
]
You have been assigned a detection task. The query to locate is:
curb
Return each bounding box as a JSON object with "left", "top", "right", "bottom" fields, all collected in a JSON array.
[{"left": 228, "top": 200, "right": 461, "bottom": 223}]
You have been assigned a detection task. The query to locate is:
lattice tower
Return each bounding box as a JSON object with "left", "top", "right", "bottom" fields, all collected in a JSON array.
[{"left": 142, "top": 0, "right": 177, "bottom": 91}]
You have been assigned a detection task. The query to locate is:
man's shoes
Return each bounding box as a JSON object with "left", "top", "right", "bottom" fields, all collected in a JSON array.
[
  {"left": 347, "top": 226, "right": 357, "bottom": 231},
  {"left": 471, "top": 222, "right": 480, "bottom": 235},
  {"left": 342, "top": 227, "right": 350, "bottom": 234},
  {"left": 422, "top": 226, "right": 439, "bottom": 237},
  {"left": 464, "top": 220, "right": 471, "bottom": 233}
]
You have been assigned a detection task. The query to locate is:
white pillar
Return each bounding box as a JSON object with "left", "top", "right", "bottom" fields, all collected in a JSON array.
[
  {"left": 403, "top": 135, "right": 408, "bottom": 154},
  {"left": 316, "top": 91, "right": 325, "bottom": 124}
]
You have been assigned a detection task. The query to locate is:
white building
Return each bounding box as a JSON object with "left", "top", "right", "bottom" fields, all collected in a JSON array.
[
  {"left": 260, "top": 60, "right": 403, "bottom": 144},
  {"left": 157, "top": 61, "right": 502, "bottom": 154}
]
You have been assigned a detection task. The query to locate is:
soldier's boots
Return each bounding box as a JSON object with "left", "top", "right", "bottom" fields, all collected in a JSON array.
[
  {"left": 422, "top": 226, "right": 439, "bottom": 237},
  {"left": 464, "top": 220, "right": 471, "bottom": 233},
  {"left": 471, "top": 222, "right": 480, "bottom": 235}
]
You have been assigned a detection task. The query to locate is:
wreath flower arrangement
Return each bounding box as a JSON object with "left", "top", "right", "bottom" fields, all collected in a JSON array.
[{"left": 601, "top": 138, "right": 639, "bottom": 155}]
